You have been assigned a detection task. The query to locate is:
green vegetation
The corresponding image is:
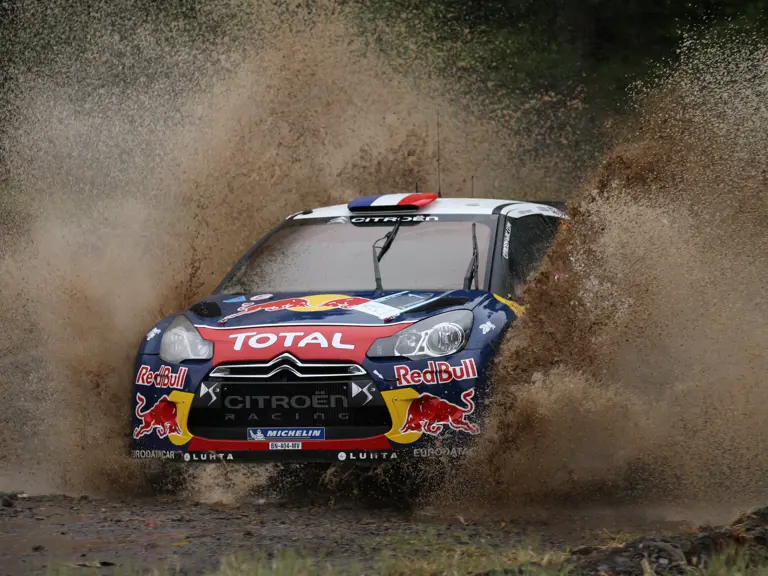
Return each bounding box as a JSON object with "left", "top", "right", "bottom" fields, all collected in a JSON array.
[
  {"left": 46, "top": 544, "right": 568, "bottom": 576},
  {"left": 349, "top": 0, "right": 768, "bottom": 184},
  {"left": 353, "top": 0, "right": 768, "bottom": 112},
  {"left": 2, "top": 0, "right": 766, "bottom": 182},
  {"left": 46, "top": 544, "right": 768, "bottom": 575}
]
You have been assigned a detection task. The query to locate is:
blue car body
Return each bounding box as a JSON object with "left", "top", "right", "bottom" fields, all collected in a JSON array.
[{"left": 130, "top": 194, "right": 566, "bottom": 463}]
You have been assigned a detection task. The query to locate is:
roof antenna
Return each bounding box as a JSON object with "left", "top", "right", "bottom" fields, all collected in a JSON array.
[
  {"left": 436, "top": 110, "right": 442, "bottom": 198},
  {"left": 471, "top": 175, "right": 475, "bottom": 198}
]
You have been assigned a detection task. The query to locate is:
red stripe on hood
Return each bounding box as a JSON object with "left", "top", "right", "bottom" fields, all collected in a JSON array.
[{"left": 197, "top": 324, "right": 410, "bottom": 365}]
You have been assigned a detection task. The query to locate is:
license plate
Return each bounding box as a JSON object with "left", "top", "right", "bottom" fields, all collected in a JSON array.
[{"left": 269, "top": 442, "right": 302, "bottom": 450}]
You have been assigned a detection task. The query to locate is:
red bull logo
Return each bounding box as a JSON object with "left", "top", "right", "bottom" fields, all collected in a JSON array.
[
  {"left": 219, "top": 294, "right": 372, "bottom": 324},
  {"left": 135, "top": 364, "right": 187, "bottom": 389},
  {"left": 133, "top": 393, "right": 181, "bottom": 439},
  {"left": 400, "top": 389, "right": 479, "bottom": 436},
  {"left": 320, "top": 296, "right": 371, "bottom": 309},
  {"left": 394, "top": 359, "right": 477, "bottom": 386}
]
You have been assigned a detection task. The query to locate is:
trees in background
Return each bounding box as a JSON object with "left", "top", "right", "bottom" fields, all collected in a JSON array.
[{"left": 359, "top": 0, "right": 766, "bottom": 110}]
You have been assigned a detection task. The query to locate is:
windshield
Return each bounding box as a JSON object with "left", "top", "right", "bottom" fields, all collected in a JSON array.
[{"left": 220, "top": 216, "right": 494, "bottom": 293}]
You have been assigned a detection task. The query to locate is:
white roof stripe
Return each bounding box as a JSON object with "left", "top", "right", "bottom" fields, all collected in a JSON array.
[
  {"left": 371, "top": 193, "right": 410, "bottom": 206},
  {"left": 293, "top": 198, "right": 526, "bottom": 219},
  {"left": 291, "top": 198, "right": 567, "bottom": 219}
]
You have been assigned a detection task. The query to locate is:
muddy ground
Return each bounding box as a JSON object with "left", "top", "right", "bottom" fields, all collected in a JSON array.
[{"left": 1, "top": 489, "right": 707, "bottom": 575}]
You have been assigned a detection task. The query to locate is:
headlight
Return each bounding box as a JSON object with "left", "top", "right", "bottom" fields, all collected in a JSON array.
[
  {"left": 367, "top": 310, "right": 473, "bottom": 360},
  {"left": 159, "top": 315, "right": 214, "bottom": 364}
]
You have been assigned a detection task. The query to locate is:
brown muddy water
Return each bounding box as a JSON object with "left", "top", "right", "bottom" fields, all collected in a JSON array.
[{"left": 1, "top": 2, "right": 767, "bottom": 574}]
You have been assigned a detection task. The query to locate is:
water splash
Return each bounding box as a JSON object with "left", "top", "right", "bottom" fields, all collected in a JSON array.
[
  {"left": 0, "top": 1, "right": 577, "bottom": 497},
  {"left": 453, "top": 28, "right": 768, "bottom": 522}
]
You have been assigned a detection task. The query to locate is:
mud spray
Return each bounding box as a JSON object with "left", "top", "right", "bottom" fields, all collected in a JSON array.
[
  {"left": 1, "top": 1, "right": 765, "bottom": 519},
  {"left": 0, "top": 0, "right": 576, "bottom": 497},
  {"left": 449, "top": 29, "right": 768, "bottom": 523}
]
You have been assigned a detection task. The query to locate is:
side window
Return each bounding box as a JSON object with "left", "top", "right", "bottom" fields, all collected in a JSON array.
[{"left": 505, "top": 215, "right": 559, "bottom": 298}]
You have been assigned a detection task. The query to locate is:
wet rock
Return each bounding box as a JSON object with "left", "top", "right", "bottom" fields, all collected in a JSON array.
[
  {"left": 734, "top": 508, "right": 768, "bottom": 528},
  {"left": 71, "top": 561, "right": 116, "bottom": 568},
  {"left": 683, "top": 534, "right": 719, "bottom": 562},
  {"left": 569, "top": 508, "right": 768, "bottom": 575},
  {"left": 575, "top": 539, "right": 687, "bottom": 575},
  {"left": 0, "top": 492, "right": 18, "bottom": 507}
]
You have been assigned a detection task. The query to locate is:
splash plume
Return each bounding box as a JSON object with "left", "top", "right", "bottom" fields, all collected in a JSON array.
[
  {"left": 455, "top": 29, "right": 768, "bottom": 519},
  {"left": 0, "top": 1, "right": 572, "bottom": 496}
]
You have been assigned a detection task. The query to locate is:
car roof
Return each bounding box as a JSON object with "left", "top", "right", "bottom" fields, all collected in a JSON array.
[{"left": 292, "top": 196, "right": 567, "bottom": 219}]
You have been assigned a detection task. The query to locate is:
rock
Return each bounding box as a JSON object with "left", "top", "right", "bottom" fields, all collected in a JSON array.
[
  {"left": 640, "top": 540, "right": 686, "bottom": 565},
  {"left": 570, "top": 545, "right": 595, "bottom": 556},
  {"left": 32, "top": 545, "right": 45, "bottom": 552},
  {"left": 734, "top": 507, "right": 768, "bottom": 528},
  {"left": 683, "top": 534, "right": 718, "bottom": 563},
  {"left": 574, "top": 539, "right": 687, "bottom": 575},
  {"left": 0, "top": 492, "right": 18, "bottom": 507}
]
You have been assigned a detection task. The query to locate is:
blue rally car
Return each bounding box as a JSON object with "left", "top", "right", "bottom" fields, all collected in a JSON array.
[{"left": 131, "top": 193, "right": 566, "bottom": 463}]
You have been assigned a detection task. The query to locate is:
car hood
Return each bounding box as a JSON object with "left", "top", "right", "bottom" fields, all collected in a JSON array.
[{"left": 186, "top": 290, "right": 489, "bottom": 328}]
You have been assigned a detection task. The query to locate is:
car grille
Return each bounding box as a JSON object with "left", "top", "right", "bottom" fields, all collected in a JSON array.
[
  {"left": 208, "top": 353, "right": 367, "bottom": 380},
  {"left": 187, "top": 354, "right": 391, "bottom": 441}
]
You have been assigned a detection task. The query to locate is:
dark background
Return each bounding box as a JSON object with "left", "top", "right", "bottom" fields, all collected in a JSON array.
[
  {"left": 358, "top": 0, "right": 767, "bottom": 108},
  {"left": 0, "top": 0, "right": 765, "bottom": 180}
]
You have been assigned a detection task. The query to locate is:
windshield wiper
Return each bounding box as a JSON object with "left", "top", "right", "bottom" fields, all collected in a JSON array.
[
  {"left": 372, "top": 220, "right": 402, "bottom": 292},
  {"left": 463, "top": 222, "right": 479, "bottom": 290}
]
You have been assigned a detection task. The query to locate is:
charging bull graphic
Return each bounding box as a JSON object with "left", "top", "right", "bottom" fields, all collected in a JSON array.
[
  {"left": 322, "top": 296, "right": 372, "bottom": 309},
  {"left": 133, "top": 393, "right": 181, "bottom": 439},
  {"left": 400, "top": 389, "right": 480, "bottom": 436},
  {"left": 219, "top": 294, "right": 372, "bottom": 324}
]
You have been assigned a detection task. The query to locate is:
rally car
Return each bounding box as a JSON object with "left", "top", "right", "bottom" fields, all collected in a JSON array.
[{"left": 131, "top": 193, "right": 566, "bottom": 463}]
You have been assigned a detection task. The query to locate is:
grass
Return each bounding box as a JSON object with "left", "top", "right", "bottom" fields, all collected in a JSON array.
[
  {"left": 47, "top": 542, "right": 568, "bottom": 576},
  {"left": 372, "top": 530, "right": 569, "bottom": 576},
  {"left": 48, "top": 543, "right": 768, "bottom": 576},
  {"left": 215, "top": 548, "right": 768, "bottom": 576},
  {"left": 682, "top": 547, "right": 768, "bottom": 576},
  {"left": 47, "top": 540, "right": 768, "bottom": 575}
]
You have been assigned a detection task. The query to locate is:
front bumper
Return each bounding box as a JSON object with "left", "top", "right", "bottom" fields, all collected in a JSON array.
[{"left": 130, "top": 349, "right": 492, "bottom": 463}]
